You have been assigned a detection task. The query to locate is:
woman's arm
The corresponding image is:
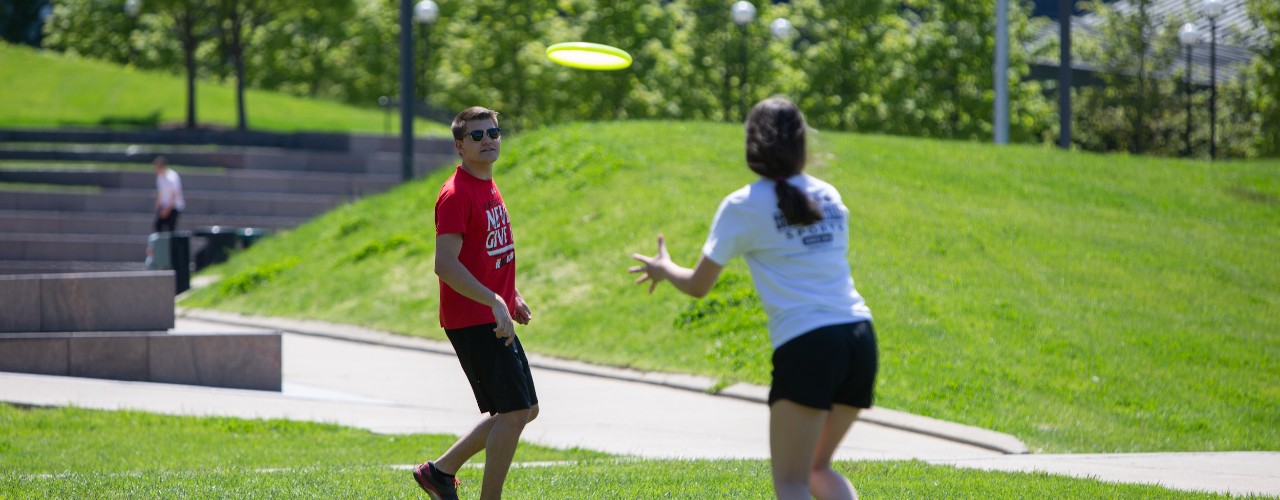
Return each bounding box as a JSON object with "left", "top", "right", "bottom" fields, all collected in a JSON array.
[{"left": 629, "top": 235, "right": 724, "bottom": 298}]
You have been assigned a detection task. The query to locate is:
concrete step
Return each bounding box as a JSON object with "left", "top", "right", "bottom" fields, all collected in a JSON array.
[
  {"left": 0, "top": 331, "right": 281, "bottom": 391},
  {"left": 0, "top": 271, "right": 174, "bottom": 332},
  {"left": 0, "top": 233, "right": 147, "bottom": 262},
  {"left": 0, "top": 127, "right": 446, "bottom": 154},
  {"left": 0, "top": 147, "right": 455, "bottom": 176},
  {"left": 0, "top": 169, "right": 401, "bottom": 197},
  {"left": 0, "top": 209, "right": 308, "bottom": 235},
  {"left": 0, "top": 260, "right": 147, "bottom": 275},
  {"left": 0, "top": 188, "right": 350, "bottom": 218}
]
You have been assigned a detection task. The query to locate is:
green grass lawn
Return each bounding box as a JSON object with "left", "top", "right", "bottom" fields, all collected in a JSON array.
[
  {"left": 180, "top": 120, "right": 1280, "bottom": 455},
  {"left": 0, "top": 43, "right": 449, "bottom": 136},
  {"left": 0, "top": 404, "right": 1236, "bottom": 499}
]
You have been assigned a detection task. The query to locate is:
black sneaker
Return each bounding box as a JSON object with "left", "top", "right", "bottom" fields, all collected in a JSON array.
[{"left": 412, "top": 461, "right": 460, "bottom": 500}]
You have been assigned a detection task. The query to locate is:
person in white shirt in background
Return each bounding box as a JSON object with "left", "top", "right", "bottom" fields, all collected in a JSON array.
[
  {"left": 629, "top": 96, "right": 878, "bottom": 500},
  {"left": 153, "top": 155, "right": 185, "bottom": 232}
]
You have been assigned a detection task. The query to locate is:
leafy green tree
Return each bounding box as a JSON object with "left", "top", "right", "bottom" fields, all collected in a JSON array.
[
  {"left": 146, "top": 0, "right": 217, "bottom": 129},
  {"left": 1073, "top": 0, "right": 1185, "bottom": 156},
  {"left": 1246, "top": 0, "right": 1280, "bottom": 156},
  {"left": 248, "top": 1, "right": 355, "bottom": 99},
  {"left": 43, "top": 0, "right": 151, "bottom": 67},
  {"left": 1, "top": 0, "right": 51, "bottom": 47},
  {"left": 210, "top": 0, "right": 330, "bottom": 131},
  {"left": 784, "top": 0, "right": 893, "bottom": 131},
  {"left": 892, "top": 0, "right": 1053, "bottom": 142}
]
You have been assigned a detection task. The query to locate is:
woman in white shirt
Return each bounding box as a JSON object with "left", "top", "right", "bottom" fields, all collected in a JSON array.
[{"left": 630, "top": 97, "right": 877, "bottom": 500}]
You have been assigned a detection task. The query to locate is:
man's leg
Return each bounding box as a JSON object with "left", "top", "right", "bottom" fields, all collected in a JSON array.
[
  {"left": 433, "top": 416, "right": 499, "bottom": 475},
  {"left": 434, "top": 405, "right": 538, "bottom": 500},
  {"left": 479, "top": 405, "right": 537, "bottom": 499}
]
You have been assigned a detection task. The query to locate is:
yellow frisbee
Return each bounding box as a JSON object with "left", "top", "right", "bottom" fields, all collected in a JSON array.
[{"left": 545, "top": 42, "right": 633, "bottom": 71}]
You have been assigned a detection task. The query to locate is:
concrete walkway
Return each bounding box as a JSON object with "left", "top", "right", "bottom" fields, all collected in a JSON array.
[{"left": 1, "top": 309, "right": 1276, "bottom": 497}]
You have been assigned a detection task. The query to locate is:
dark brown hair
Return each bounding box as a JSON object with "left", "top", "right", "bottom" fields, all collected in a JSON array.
[
  {"left": 451, "top": 106, "right": 500, "bottom": 141},
  {"left": 745, "top": 97, "right": 823, "bottom": 226}
]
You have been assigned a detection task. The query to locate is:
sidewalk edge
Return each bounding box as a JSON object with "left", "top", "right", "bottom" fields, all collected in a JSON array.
[{"left": 177, "top": 307, "right": 1030, "bottom": 455}]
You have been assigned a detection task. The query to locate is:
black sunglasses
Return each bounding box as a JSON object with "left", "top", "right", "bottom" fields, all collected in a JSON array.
[{"left": 467, "top": 127, "right": 502, "bottom": 141}]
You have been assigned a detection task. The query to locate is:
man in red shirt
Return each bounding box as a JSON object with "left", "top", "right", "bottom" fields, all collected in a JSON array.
[{"left": 413, "top": 107, "right": 536, "bottom": 500}]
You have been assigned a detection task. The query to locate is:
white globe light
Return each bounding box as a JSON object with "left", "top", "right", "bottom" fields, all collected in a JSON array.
[
  {"left": 414, "top": 0, "right": 439, "bottom": 24},
  {"left": 1178, "top": 23, "right": 1199, "bottom": 46},
  {"left": 731, "top": 1, "right": 756, "bottom": 26},
  {"left": 770, "top": 18, "right": 793, "bottom": 39},
  {"left": 1203, "top": 0, "right": 1226, "bottom": 18}
]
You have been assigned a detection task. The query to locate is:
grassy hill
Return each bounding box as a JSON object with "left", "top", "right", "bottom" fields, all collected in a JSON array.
[
  {"left": 181, "top": 120, "right": 1280, "bottom": 455},
  {"left": 0, "top": 42, "right": 449, "bottom": 135}
]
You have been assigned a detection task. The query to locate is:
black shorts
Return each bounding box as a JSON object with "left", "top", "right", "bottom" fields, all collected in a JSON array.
[
  {"left": 769, "top": 321, "right": 878, "bottom": 410},
  {"left": 445, "top": 323, "right": 538, "bottom": 415}
]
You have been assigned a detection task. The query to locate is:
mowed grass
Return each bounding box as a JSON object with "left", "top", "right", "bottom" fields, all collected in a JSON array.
[
  {"left": 0, "top": 43, "right": 449, "bottom": 135},
  {"left": 0, "top": 404, "right": 1237, "bottom": 499},
  {"left": 181, "top": 120, "right": 1280, "bottom": 454}
]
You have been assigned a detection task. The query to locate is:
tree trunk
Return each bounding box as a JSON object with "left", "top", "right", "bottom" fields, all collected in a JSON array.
[
  {"left": 181, "top": 9, "right": 198, "bottom": 129},
  {"left": 232, "top": 0, "right": 248, "bottom": 132}
]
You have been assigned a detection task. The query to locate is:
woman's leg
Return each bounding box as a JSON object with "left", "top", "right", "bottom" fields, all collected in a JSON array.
[
  {"left": 770, "top": 400, "right": 826, "bottom": 500},
  {"left": 809, "top": 404, "right": 860, "bottom": 499}
]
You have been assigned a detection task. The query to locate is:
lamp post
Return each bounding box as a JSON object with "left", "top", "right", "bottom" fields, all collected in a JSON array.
[
  {"left": 769, "top": 17, "right": 793, "bottom": 41},
  {"left": 398, "top": 0, "right": 414, "bottom": 182},
  {"left": 1203, "top": 0, "right": 1225, "bottom": 160},
  {"left": 1178, "top": 23, "right": 1199, "bottom": 158},
  {"left": 124, "top": 0, "right": 141, "bottom": 65},
  {"left": 731, "top": 1, "right": 755, "bottom": 122},
  {"left": 994, "top": 0, "right": 1009, "bottom": 145},
  {"left": 414, "top": 1, "right": 439, "bottom": 116}
]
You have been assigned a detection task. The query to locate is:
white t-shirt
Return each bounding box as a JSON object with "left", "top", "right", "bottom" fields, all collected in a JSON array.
[
  {"left": 702, "top": 174, "right": 872, "bottom": 349},
  {"left": 156, "top": 169, "right": 186, "bottom": 211}
]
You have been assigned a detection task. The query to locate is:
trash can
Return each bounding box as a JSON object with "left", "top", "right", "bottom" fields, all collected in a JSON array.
[
  {"left": 237, "top": 227, "right": 271, "bottom": 248},
  {"left": 146, "top": 232, "right": 173, "bottom": 270},
  {"left": 171, "top": 231, "right": 191, "bottom": 294},
  {"left": 146, "top": 231, "right": 191, "bottom": 294},
  {"left": 192, "top": 226, "right": 239, "bottom": 271}
]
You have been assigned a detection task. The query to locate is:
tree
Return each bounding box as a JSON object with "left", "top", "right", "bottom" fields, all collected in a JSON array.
[
  {"left": 210, "top": 0, "right": 320, "bottom": 131},
  {"left": 146, "top": 0, "right": 217, "bottom": 129},
  {"left": 1246, "top": 0, "right": 1280, "bottom": 156},
  {"left": 1, "top": 0, "right": 51, "bottom": 47},
  {"left": 1074, "top": 0, "right": 1186, "bottom": 156}
]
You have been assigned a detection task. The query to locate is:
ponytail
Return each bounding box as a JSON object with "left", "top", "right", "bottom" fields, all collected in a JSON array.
[
  {"left": 747, "top": 98, "right": 824, "bottom": 226},
  {"left": 775, "top": 178, "right": 823, "bottom": 226}
]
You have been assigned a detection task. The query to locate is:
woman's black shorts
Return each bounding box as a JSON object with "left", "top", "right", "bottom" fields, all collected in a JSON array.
[
  {"left": 445, "top": 323, "right": 538, "bottom": 415},
  {"left": 768, "top": 320, "right": 878, "bottom": 410}
]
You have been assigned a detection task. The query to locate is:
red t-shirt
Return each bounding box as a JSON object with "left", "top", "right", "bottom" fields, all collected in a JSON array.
[{"left": 434, "top": 166, "right": 517, "bottom": 329}]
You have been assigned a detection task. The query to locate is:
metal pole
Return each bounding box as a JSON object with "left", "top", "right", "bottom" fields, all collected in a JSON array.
[
  {"left": 399, "top": 0, "right": 415, "bottom": 181},
  {"left": 1185, "top": 47, "right": 1193, "bottom": 157},
  {"left": 740, "top": 24, "right": 748, "bottom": 122},
  {"left": 1058, "top": 0, "right": 1072, "bottom": 149},
  {"left": 1209, "top": 17, "right": 1218, "bottom": 161},
  {"left": 994, "top": 0, "right": 1010, "bottom": 145},
  {"left": 421, "top": 23, "right": 430, "bottom": 113}
]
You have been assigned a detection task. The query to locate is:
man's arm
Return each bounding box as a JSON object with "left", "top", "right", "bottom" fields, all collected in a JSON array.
[{"left": 435, "top": 233, "right": 516, "bottom": 345}]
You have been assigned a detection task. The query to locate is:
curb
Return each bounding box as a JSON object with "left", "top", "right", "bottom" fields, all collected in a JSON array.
[{"left": 177, "top": 308, "right": 1029, "bottom": 455}]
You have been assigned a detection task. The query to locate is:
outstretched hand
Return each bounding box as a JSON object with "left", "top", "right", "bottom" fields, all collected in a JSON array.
[{"left": 629, "top": 234, "right": 671, "bottom": 294}]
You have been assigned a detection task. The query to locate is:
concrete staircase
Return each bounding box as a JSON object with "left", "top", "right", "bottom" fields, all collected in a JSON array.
[
  {"left": 0, "top": 128, "right": 456, "bottom": 390},
  {"left": 0, "top": 270, "right": 281, "bottom": 391},
  {"left": 0, "top": 128, "right": 455, "bottom": 273}
]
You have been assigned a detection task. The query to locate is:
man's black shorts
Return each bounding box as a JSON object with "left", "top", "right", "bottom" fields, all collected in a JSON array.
[
  {"left": 445, "top": 323, "right": 538, "bottom": 415},
  {"left": 769, "top": 320, "right": 878, "bottom": 410}
]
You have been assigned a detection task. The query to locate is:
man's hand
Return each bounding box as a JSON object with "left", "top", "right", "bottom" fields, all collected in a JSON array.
[
  {"left": 512, "top": 292, "right": 532, "bottom": 325},
  {"left": 491, "top": 300, "right": 516, "bottom": 346}
]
